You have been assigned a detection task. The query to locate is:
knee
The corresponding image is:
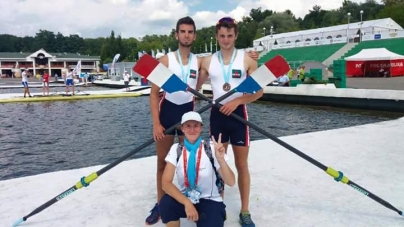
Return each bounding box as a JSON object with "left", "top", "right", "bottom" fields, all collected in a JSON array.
[
  {"left": 235, "top": 160, "right": 249, "bottom": 172},
  {"left": 157, "top": 156, "right": 167, "bottom": 172}
]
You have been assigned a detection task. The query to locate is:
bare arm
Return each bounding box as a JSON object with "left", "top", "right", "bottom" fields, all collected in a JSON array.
[
  {"left": 196, "top": 56, "right": 211, "bottom": 91},
  {"left": 149, "top": 55, "right": 168, "bottom": 140},
  {"left": 232, "top": 55, "right": 263, "bottom": 105},
  {"left": 162, "top": 163, "right": 192, "bottom": 205},
  {"left": 211, "top": 134, "right": 235, "bottom": 187},
  {"left": 217, "top": 159, "right": 235, "bottom": 187},
  {"left": 150, "top": 56, "right": 168, "bottom": 127}
]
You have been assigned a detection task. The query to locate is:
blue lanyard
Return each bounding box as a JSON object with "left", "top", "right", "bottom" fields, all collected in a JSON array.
[
  {"left": 218, "top": 49, "right": 236, "bottom": 84},
  {"left": 176, "top": 50, "right": 192, "bottom": 83}
]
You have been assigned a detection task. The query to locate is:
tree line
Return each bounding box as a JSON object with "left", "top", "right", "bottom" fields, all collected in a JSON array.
[{"left": 0, "top": 0, "right": 402, "bottom": 65}]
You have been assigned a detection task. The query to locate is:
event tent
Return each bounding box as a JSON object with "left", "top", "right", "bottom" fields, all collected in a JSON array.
[{"left": 345, "top": 48, "right": 404, "bottom": 77}]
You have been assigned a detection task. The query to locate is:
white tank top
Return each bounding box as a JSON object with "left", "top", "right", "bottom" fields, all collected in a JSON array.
[
  {"left": 21, "top": 71, "right": 28, "bottom": 82},
  {"left": 66, "top": 72, "right": 73, "bottom": 79},
  {"left": 163, "top": 51, "right": 198, "bottom": 105},
  {"left": 208, "top": 49, "right": 246, "bottom": 104}
]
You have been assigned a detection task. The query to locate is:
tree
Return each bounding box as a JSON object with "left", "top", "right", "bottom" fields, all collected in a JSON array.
[
  {"left": 33, "top": 30, "right": 56, "bottom": 51},
  {"left": 301, "top": 5, "right": 328, "bottom": 29},
  {"left": 260, "top": 12, "right": 299, "bottom": 35},
  {"left": 249, "top": 7, "right": 273, "bottom": 23},
  {"left": 377, "top": 2, "right": 404, "bottom": 27}
]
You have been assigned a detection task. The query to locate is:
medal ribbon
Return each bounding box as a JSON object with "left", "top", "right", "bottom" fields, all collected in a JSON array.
[
  {"left": 183, "top": 142, "right": 203, "bottom": 189},
  {"left": 218, "top": 48, "right": 236, "bottom": 85},
  {"left": 176, "top": 49, "right": 192, "bottom": 83}
]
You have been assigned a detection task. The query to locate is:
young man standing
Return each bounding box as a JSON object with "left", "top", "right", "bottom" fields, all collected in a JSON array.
[
  {"left": 196, "top": 17, "right": 263, "bottom": 227},
  {"left": 123, "top": 70, "right": 130, "bottom": 91},
  {"left": 65, "top": 69, "right": 75, "bottom": 95},
  {"left": 21, "top": 68, "right": 32, "bottom": 98},
  {"left": 147, "top": 16, "right": 201, "bottom": 225}
]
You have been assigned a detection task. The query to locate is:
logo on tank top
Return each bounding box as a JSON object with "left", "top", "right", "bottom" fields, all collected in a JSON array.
[
  {"left": 189, "top": 69, "right": 197, "bottom": 79},
  {"left": 232, "top": 69, "right": 242, "bottom": 78}
]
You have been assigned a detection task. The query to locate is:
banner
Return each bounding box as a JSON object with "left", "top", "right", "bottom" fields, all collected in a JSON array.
[{"left": 346, "top": 60, "right": 404, "bottom": 77}]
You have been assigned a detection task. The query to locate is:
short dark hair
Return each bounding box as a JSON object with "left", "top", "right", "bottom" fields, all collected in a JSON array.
[
  {"left": 215, "top": 17, "right": 238, "bottom": 35},
  {"left": 176, "top": 16, "right": 196, "bottom": 32}
]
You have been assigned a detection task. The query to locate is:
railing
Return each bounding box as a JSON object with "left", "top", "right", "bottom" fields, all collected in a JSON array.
[{"left": 1, "top": 64, "right": 15, "bottom": 68}]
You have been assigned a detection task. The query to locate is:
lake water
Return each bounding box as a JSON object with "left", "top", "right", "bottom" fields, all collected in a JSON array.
[{"left": 0, "top": 96, "right": 402, "bottom": 181}]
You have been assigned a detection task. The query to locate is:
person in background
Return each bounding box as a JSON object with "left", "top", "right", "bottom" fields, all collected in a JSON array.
[
  {"left": 123, "top": 70, "right": 130, "bottom": 91},
  {"left": 65, "top": 69, "right": 75, "bottom": 95},
  {"left": 277, "top": 74, "right": 290, "bottom": 86},
  {"left": 22, "top": 68, "right": 32, "bottom": 98},
  {"left": 42, "top": 70, "right": 50, "bottom": 96},
  {"left": 287, "top": 67, "right": 294, "bottom": 80},
  {"left": 299, "top": 66, "right": 305, "bottom": 82}
]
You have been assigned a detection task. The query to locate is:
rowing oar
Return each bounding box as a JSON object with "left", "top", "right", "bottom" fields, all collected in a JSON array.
[
  {"left": 11, "top": 55, "right": 286, "bottom": 227},
  {"left": 135, "top": 54, "right": 404, "bottom": 217}
]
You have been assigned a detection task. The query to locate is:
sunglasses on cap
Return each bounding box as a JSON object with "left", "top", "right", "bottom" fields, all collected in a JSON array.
[{"left": 217, "top": 17, "right": 237, "bottom": 25}]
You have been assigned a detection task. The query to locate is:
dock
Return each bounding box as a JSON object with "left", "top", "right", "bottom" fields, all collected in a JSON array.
[{"left": 1, "top": 117, "right": 403, "bottom": 226}]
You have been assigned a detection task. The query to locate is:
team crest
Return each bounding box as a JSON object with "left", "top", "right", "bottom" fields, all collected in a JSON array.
[
  {"left": 232, "top": 69, "right": 242, "bottom": 78},
  {"left": 189, "top": 69, "right": 197, "bottom": 79}
]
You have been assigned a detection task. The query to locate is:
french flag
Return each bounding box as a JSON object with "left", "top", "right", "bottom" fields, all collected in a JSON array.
[
  {"left": 133, "top": 54, "right": 289, "bottom": 94},
  {"left": 132, "top": 54, "right": 187, "bottom": 93}
]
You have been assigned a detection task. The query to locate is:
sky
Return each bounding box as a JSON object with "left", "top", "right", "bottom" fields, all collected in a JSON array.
[{"left": 0, "top": 0, "right": 378, "bottom": 39}]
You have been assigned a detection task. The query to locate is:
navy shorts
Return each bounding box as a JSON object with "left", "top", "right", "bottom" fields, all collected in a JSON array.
[
  {"left": 210, "top": 104, "right": 250, "bottom": 146},
  {"left": 21, "top": 82, "right": 28, "bottom": 87},
  {"left": 159, "top": 194, "right": 226, "bottom": 227},
  {"left": 159, "top": 99, "right": 194, "bottom": 136},
  {"left": 66, "top": 79, "right": 74, "bottom": 86}
]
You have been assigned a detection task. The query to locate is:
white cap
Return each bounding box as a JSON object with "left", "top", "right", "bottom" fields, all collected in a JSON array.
[
  {"left": 156, "top": 53, "right": 164, "bottom": 59},
  {"left": 181, "top": 111, "right": 203, "bottom": 125}
]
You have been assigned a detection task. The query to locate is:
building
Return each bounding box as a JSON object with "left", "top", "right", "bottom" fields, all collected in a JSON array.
[
  {"left": 0, "top": 48, "right": 100, "bottom": 78},
  {"left": 254, "top": 18, "right": 403, "bottom": 50}
]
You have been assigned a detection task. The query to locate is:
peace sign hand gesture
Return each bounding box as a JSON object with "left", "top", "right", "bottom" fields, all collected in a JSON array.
[{"left": 211, "top": 133, "right": 225, "bottom": 161}]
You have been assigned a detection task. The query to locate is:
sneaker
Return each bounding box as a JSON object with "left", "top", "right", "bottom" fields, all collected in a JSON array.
[
  {"left": 145, "top": 203, "right": 160, "bottom": 225},
  {"left": 239, "top": 211, "right": 255, "bottom": 227}
]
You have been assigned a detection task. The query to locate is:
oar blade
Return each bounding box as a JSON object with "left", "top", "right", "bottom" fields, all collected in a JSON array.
[
  {"left": 132, "top": 54, "right": 187, "bottom": 93},
  {"left": 237, "top": 55, "right": 290, "bottom": 94},
  {"left": 12, "top": 218, "right": 24, "bottom": 227}
]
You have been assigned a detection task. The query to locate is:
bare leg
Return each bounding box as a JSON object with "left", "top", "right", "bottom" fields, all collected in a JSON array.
[
  {"left": 233, "top": 145, "right": 251, "bottom": 212},
  {"left": 156, "top": 135, "right": 175, "bottom": 203},
  {"left": 166, "top": 220, "right": 180, "bottom": 227}
]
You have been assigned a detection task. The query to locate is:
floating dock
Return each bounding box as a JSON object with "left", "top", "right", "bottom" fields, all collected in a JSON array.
[{"left": 1, "top": 118, "right": 403, "bottom": 226}]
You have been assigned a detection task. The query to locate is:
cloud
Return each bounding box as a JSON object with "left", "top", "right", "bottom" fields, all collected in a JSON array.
[{"left": 0, "top": 0, "right": 381, "bottom": 39}]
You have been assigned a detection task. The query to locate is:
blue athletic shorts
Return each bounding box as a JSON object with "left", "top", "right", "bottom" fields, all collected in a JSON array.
[
  {"left": 66, "top": 79, "right": 74, "bottom": 86},
  {"left": 159, "top": 194, "right": 226, "bottom": 227},
  {"left": 21, "top": 82, "right": 28, "bottom": 87},
  {"left": 159, "top": 99, "right": 194, "bottom": 136},
  {"left": 210, "top": 104, "right": 250, "bottom": 146}
]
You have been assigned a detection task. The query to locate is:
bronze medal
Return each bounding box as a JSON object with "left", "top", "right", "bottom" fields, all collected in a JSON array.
[{"left": 223, "top": 83, "right": 231, "bottom": 91}]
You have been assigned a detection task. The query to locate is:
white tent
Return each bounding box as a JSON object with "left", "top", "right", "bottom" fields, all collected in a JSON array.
[
  {"left": 345, "top": 48, "right": 404, "bottom": 61},
  {"left": 254, "top": 18, "right": 403, "bottom": 46}
]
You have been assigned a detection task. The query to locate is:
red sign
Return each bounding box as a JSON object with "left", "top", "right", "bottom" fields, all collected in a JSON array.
[{"left": 346, "top": 59, "right": 404, "bottom": 77}]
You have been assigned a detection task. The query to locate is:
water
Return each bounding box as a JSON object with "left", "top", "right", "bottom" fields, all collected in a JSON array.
[
  {"left": 0, "top": 96, "right": 402, "bottom": 181},
  {"left": 0, "top": 83, "right": 111, "bottom": 94}
]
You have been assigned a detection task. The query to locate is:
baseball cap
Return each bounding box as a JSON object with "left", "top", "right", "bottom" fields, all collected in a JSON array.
[{"left": 181, "top": 111, "right": 203, "bottom": 125}]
